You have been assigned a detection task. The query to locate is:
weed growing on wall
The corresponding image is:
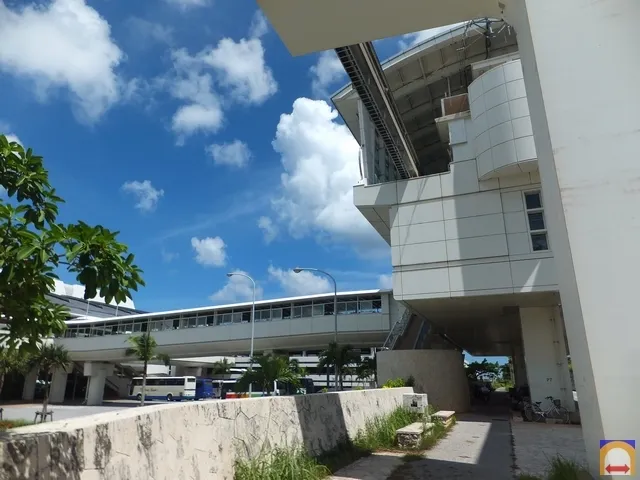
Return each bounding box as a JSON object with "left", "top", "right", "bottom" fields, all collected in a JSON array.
[{"left": 235, "top": 448, "right": 329, "bottom": 480}]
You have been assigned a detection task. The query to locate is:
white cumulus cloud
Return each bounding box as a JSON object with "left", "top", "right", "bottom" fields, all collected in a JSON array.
[
  {"left": 0, "top": 0, "right": 124, "bottom": 122},
  {"left": 169, "top": 49, "right": 224, "bottom": 143},
  {"left": 248, "top": 10, "right": 268, "bottom": 39},
  {"left": 203, "top": 37, "right": 277, "bottom": 105},
  {"left": 399, "top": 22, "right": 466, "bottom": 50},
  {"left": 164, "top": 0, "right": 210, "bottom": 10},
  {"left": 268, "top": 266, "right": 332, "bottom": 297},
  {"left": 210, "top": 269, "right": 264, "bottom": 303},
  {"left": 269, "top": 97, "right": 386, "bottom": 255},
  {"left": 191, "top": 236, "right": 226, "bottom": 267},
  {"left": 257, "top": 216, "right": 278, "bottom": 244},
  {"left": 310, "top": 50, "right": 345, "bottom": 98},
  {"left": 206, "top": 140, "right": 251, "bottom": 168},
  {"left": 121, "top": 180, "right": 164, "bottom": 212}
]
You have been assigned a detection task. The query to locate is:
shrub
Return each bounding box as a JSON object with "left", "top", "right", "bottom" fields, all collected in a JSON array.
[
  {"left": 382, "top": 378, "right": 406, "bottom": 388},
  {"left": 0, "top": 419, "right": 32, "bottom": 431}
]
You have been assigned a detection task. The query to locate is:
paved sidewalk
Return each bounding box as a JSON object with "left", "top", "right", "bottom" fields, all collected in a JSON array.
[
  {"left": 330, "top": 452, "right": 406, "bottom": 480},
  {"left": 330, "top": 414, "right": 514, "bottom": 480}
]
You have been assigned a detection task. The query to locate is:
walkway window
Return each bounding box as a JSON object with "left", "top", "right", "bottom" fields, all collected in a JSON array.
[{"left": 523, "top": 191, "right": 549, "bottom": 251}]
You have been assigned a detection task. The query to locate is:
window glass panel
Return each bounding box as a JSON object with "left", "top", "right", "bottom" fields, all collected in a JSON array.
[
  {"left": 241, "top": 311, "right": 251, "bottom": 323},
  {"left": 524, "top": 192, "right": 542, "bottom": 210},
  {"left": 272, "top": 308, "right": 282, "bottom": 320},
  {"left": 531, "top": 233, "right": 549, "bottom": 251},
  {"left": 527, "top": 212, "right": 545, "bottom": 231},
  {"left": 372, "top": 300, "right": 382, "bottom": 311},
  {"left": 337, "top": 303, "right": 347, "bottom": 314},
  {"left": 282, "top": 307, "right": 291, "bottom": 319},
  {"left": 359, "top": 301, "right": 373, "bottom": 313},
  {"left": 133, "top": 323, "right": 142, "bottom": 332},
  {"left": 180, "top": 319, "right": 189, "bottom": 329},
  {"left": 301, "top": 306, "right": 312, "bottom": 317},
  {"left": 258, "top": 310, "right": 271, "bottom": 321},
  {"left": 232, "top": 313, "right": 242, "bottom": 323},
  {"left": 312, "top": 305, "right": 324, "bottom": 316},
  {"left": 292, "top": 307, "right": 302, "bottom": 319},
  {"left": 324, "top": 304, "right": 334, "bottom": 315},
  {"left": 197, "top": 316, "right": 206, "bottom": 326},
  {"left": 346, "top": 302, "right": 358, "bottom": 314},
  {"left": 206, "top": 315, "right": 214, "bottom": 326}
]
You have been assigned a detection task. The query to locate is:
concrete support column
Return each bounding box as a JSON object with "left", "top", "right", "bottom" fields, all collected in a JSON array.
[
  {"left": 511, "top": 346, "right": 528, "bottom": 388},
  {"left": 504, "top": 1, "right": 640, "bottom": 474},
  {"left": 22, "top": 367, "right": 39, "bottom": 401},
  {"left": 49, "top": 367, "right": 69, "bottom": 404},
  {"left": 520, "top": 307, "right": 574, "bottom": 411},
  {"left": 84, "top": 362, "right": 114, "bottom": 406}
]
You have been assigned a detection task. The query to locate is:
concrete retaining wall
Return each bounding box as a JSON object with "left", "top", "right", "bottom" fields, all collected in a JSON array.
[
  {"left": 377, "top": 350, "right": 470, "bottom": 412},
  {"left": 0, "top": 387, "right": 412, "bottom": 480}
]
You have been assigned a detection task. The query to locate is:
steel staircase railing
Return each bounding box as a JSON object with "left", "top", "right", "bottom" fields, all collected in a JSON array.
[{"left": 382, "top": 308, "right": 412, "bottom": 350}]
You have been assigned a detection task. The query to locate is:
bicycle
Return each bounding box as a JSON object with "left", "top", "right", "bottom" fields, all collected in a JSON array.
[{"left": 522, "top": 396, "right": 571, "bottom": 424}]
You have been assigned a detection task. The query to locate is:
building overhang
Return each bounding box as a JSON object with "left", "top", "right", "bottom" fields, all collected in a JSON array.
[
  {"left": 353, "top": 182, "right": 398, "bottom": 244},
  {"left": 257, "top": 0, "right": 503, "bottom": 56}
]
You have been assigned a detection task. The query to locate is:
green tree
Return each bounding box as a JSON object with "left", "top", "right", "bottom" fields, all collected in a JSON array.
[
  {"left": 0, "top": 135, "right": 144, "bottom": 351},
  {"left": 236, "top": 353, "right": 301, "bottom": 396},
  {"left": 125, "top": 334, "right": 170, "bottom": 406},
  {"left": 465, "top": 359, "right": 500, "bottom": 381},
  {"left": 499, "top": 362, "right": 512, "bottom": 381},
  {"left": 28, "top": 343, "right": 70, "bottom": 422},
  {"left": 0, "top": 347, "right": 29, "bottom": 397},
  {"left": 355, "top": 356, "right": 377, "bottom": 386},
  {"left": 318, "top": 342, "right": 361, "bottom": 390}
]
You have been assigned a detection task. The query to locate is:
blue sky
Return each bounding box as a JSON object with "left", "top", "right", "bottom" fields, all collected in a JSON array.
[
  {"left": 0, "top": 0, "right": 503, "bottom": 364},
  {"left": 0, "top": 0, "right": 445, "bottom": 312}
]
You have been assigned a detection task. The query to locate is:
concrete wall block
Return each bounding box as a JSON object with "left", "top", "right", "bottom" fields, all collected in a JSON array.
[{"left": 0, "top": 388, "right": 412, "bottom": 479}]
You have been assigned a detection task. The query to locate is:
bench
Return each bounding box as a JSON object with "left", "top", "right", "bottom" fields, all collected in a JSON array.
[
  {"left": 34, "top": 411, "right": 54, "bottom": 423},
  {"left": 433, "top": 410, "right": 455, "bottom": 428},
  {"left": 396, "top": 422, "right": 433, "bottom": 449}
]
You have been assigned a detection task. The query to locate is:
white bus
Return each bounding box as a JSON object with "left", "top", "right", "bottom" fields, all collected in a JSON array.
[{"left": 129, "top": 376, "right": 196, "bottom": 402}]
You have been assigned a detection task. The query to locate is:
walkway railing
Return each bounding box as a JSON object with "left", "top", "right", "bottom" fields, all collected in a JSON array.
[{"left": 382, "top": 308, "right": 412, "bottom": 350}]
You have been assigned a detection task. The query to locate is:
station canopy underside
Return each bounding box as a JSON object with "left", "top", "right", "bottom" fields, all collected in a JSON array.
[
  {"left": 333, "top": 19, "right": 519, "bottom": 177},
  {"left": 408, "top": 291, "right": 561, "bottom": 356}
]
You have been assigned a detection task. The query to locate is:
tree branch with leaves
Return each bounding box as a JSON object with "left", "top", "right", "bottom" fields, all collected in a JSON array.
[{"left": 0, "top": 135, "right": 144, "bottom": 352}]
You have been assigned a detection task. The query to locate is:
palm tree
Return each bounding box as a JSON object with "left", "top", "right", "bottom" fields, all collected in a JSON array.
[
  {"left": 125, "top": 334, "right": 170, "bottom": 406},
  {"left": 0, "top": 347, "right": 29, "bottom": 398},
  {"left": 318, "top": 342, "right": 361, "bottom": 390},
  {"left": 28, "top": 343, "right": 70, "bottom": 422},
  {"left": 211, "top": 358, "right": 233, "bottom": 377},
  {"left": 236, "top": 353, "right": 301, "bottom": 396},
  {"left": 355, "top": 356, "right": 377, "bottom": 387}
]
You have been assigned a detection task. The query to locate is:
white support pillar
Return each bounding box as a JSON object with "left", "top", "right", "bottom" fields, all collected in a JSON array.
[
  {"left": 504, "top": 1, "right": 640, "bottom": 475},
  {"left": 22, "top": 367, "right": 39, "bottom": 401},
  {"left": 520, "top": 307, "right": 574, "bottom": 412},
  {"left": 49, "top": 367, "right": 69, "bottom": 404},
  {"left": 84, "top": 362, "right": 114, "bottom": 406}
]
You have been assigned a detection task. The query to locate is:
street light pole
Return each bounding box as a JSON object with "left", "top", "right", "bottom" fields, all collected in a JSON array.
[
  {"left": 227, "top": 272, "right": 256, "bottom": 397},
  {"left": 293, "top": 268, "right": 339, "bottom": 391}
]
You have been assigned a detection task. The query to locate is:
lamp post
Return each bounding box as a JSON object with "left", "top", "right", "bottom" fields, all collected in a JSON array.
[
  {"left": 293, "top": 268, "right": 339, "bottom": 391},
  {"left": 227, "top": 272, "right": 256, "bottom": 397}
]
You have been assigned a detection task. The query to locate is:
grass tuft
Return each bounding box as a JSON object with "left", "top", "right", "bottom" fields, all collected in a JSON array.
[
  {"left": 235, "top": 448, "right": 329, "bottom": 480},
  {"left": 547, "top": 456, "right": 591, "bottom": 480},
  {"left": 354, "top": 407, "right": 421, "bottom": 451},
  {"left": 517, "top": 455, "right": 593, "bottom": 480}
]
